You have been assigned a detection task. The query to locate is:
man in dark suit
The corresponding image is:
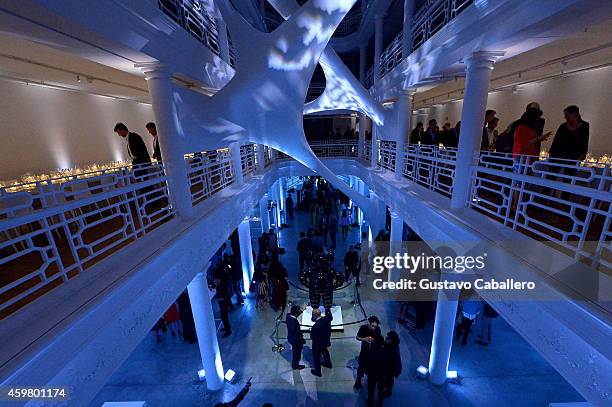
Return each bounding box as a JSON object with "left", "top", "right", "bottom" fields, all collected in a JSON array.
[
  {"left": 286, "top": 305, "right": 306, "bottom": 370},
  {"left": 114, "top": 122, "right": 151, "bottom": 165},
  {"left": 146, "top": 122, "right": 162, "bottom": 161},
  {"left": 310, "top": 307, "right": 332, "bottom": 377},
  {"left": 480, "top": 109, "right": 497, "bottom": 150}
]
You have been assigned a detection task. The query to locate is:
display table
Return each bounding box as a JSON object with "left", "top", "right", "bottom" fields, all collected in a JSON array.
[{"left": 299, "top": 305, "right": 343, "bottom": 333}]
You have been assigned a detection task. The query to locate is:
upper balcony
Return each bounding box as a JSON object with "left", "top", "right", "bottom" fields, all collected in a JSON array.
[
  {"left": 1, "top": 139, "right": 610, "bottom": 320},
  {"left": 365, "top": 0, "right": 474, "bottom": 88}
]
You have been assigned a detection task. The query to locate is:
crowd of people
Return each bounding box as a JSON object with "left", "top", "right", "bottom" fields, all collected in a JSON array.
[{"left": 408, "top": 103, "right": 590, "bottom": 162}]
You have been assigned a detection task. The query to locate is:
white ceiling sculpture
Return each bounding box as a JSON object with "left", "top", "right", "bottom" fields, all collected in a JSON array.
[
  {"left": 170, "top": 0, "right": 381, "bottom": 230},
  {"left": 267, "top": 0, "right": 385, "bottom": 124}
]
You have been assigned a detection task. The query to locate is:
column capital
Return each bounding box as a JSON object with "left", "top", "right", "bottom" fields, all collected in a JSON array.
[
  {"left": 462, "top": 51, "right": 505, "bottom": 70},
  {"left": 135, "top": 62, "right": 173, "bottom": 80}
]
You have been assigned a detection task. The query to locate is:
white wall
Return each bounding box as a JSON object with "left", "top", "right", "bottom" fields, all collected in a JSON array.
[
  {"left": 411, "top": 66, "right": 612, "bottom": 157},
  {"left": 0, "top": 79, "right": 155, "bottom": 179}
]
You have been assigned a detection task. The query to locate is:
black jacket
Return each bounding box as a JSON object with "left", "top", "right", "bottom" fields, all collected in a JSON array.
[
  {"left": 310, "top": 314, "right": 332, "bottom": 350},
  {"left": 152, "top": 136, "right": 162, "bottom": 161},
  {"left": 286, "top": 314, "right": 305, "bottom": 346},
  {"left": 127, "top": 132, "right": 151, "bottom": 165}
]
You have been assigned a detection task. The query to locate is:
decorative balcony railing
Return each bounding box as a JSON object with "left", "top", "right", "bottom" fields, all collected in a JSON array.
[
  {"left": 0, "top": 161, "right": 173, "bottom": 318},
  {"left": 378, "top": 140, "right": 397, "bottom": 171},
  {"left": 308, "top": 140, "right": 359, "bottom": 157},
  {"left": 156, "top": 0, "right": 236, "bottom": 67},
  {"left": 2, "top": 140, "right": 609, "bottom": 318},
  {"left": 365, "top": 0, "right": 474, "bottom": 88},
  {"left": 240, "top": 144, "right": 257, "bottom": 176},
  {"left": 471, "top": 152, "right": 611, "bottom": 268},
  {"left": 186, "top": 149, "right": 234, "bottom": 206},
  {"left": 403, "top": 144, "right": 457, "bottom": 197}
]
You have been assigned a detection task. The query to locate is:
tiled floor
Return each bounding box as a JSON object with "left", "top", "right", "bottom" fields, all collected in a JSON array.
[{"left": 91, "top": 206, "right": 584, "bottom": 407}]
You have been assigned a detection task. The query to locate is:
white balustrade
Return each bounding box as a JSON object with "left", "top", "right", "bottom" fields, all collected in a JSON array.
[
  {"left": 403, "top": 144, "right": 457, "bottom": 197},
  {"left": 378, "top": 140, "right": 397, "bottom": 171},
  {"left": 471, "top": 151, "right": 611, "bottom": 269},
  {"left": 240, "top": 144, "right": 257, "bottom": 176},
  {"left": 308, "top": 140, "right": 359, "bottom": 157},
  {"left": 0, "top": 161, "right": 173, "bottom": 317},
  {"left": 186, "top": 149, "right": 234, "bottom": 206},
  {"left": 2, "top": 140, "right": 609, "bottom": 318}
]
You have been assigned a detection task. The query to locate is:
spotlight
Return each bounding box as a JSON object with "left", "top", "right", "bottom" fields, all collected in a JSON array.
[
  {"left": 447, "top": 370, "right": 458, "bottom": 379},
  {"left": 198, "top": 369, "right": 206, "bottom": 381},
  {"left": 224, "top": 369, "right": 236, "bottom": 383},
  {"left": 416, "top": 365, "right": 429, "bottom": 379}
]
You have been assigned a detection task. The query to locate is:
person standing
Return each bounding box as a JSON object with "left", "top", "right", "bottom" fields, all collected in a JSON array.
[
  {"left": 228, "top": 253, "right": 244, "bottom": 305},
  {"left": 163, "top": 302, "right": 182, "bottom": 338},
  {"left": 409, "top": 122, "right": 424, "bottom": 144},
  {"left": 269, "top": 255, "right": 288, "bottom": 313},
  {"left": 422, "top": 119, "right": 438, "bottom": 145},
  {"left": 511, "top": 107, "right": 552, "bottom": 210},
  {"left": 382, "top": 331, "right": 402, "bottom": 397},
  {"left": 327, "top": 212, "right": 338, "bottom": 250},
  {"left": 455, "top": 301, "right": 482, "bottom": 346},
  {"left": 268, "top": 228, "right": 279, "bottom": 255},
  {"left": 286, "top": 305, "right": 306, "bottom": 370},
  {"left": 310, "top": 308, "right": 332, "bottom": 377},
  {"left": 285, "top": 194, "right": 295, "bottom": 219},
  {"left": 486, "top": 117, "right": 499, "bottom": 151},
  {"left": 177, "top": 290, "right": 197, "bottom": 344},
  {"left": 354, "top": 316, "right": 383, "bottom": 389},
  {"left": 549, "top": 105, "right": 589, "bottom": 161},
  {"left": 480, "top": 109, "right": 497, "bottom": 150},
  {"left": 146, "top": 122, "right": 162, "bottom": 161},
  {"left": 339, "top": 209, "right": 352, "bottom": 240},
  {"left": 114, "top": 122, "right": 151, "bottom": 165},
  {"left": 296, "top": 232, "right": 311, "bottom": 271},
  {"left": 214, "top": 264, "right": 233, "bottom": 338},
  {"left": 496, "top": 102, "right": 546, "bottom": 154},
  {"left": 364, "top": 337, "right": 385, "bottom": 407},
  {"left": 475, "top": 303, "right": 498, "bottom": 346},
  {"left": 344, "top": 245, "right": 361, "bottom": 285}
]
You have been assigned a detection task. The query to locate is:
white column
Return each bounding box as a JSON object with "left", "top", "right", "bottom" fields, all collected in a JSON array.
[
  {"left": 358, "top": 114, "right": 367, "bottom": 158},
  {"left": 395, "top": 88, "right": 415, "bottom": 179},
  {"left": 370, "top": 125, "right": 379, "bottom": 167},
  {"left": 216, "top": 17, "right": 230, "bottom": 63},
  {"left": 256, "top": 144, "right": 266, "bottom": 173},
  {"left": 272, "top": 180, "right": 282, "bottom": 227},
  {"left": 259, "top": 194, "right": 270, "bottom": 232},
  {"left": 369, "top": 192, "right": 387, "bottom": 235},
  {"left": 238, "top": 217, "right": 255, "bottom": 295},
  {"left": 187, "top": 272, "right": 224, "bottom": 390},
  {"left": 451, "top": 51, "right": 503, "bottom": 209},
  {"left": 388, "top": 211, "right": 403, "bottom": 282},
  {"left": 230, "top": 142, "right": 244, "bottom": 185},
  {"left": 278, "top": 177, "right": 285, "bottom": 215},
  {"left": 359, "top": 45, "right": 367, "bottom": 85},
  {"left": 140, "top": 63, "right": 194, "bottom": 220},
  {"left": 374, "top": 14, "right": 385, "bottom": 85},
  {"left": 428, "top": 273, "right": 461, "bottom": 385},
  {"left": 402, "top": 0, "right": 416, "bottom": 58}
]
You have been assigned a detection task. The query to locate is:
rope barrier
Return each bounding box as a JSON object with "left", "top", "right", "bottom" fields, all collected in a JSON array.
[{"left": 287, "top": 279, "right": 355, "bottom": 292}]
